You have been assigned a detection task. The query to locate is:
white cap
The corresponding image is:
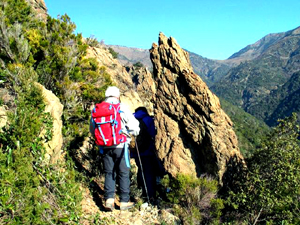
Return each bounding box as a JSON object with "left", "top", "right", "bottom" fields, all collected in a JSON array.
[{"left": 105, "top": 86, "right": 120, "bottom": 98}]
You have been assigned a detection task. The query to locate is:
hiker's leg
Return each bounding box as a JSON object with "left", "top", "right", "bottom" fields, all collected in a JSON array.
[
  {"left": 135, "top": 157, "right": 143, "bottom": 189},
  {"left": 115, "top": 147, "right": 130, "bottom": 202},
  {"left": 141, "top": 155, "right": 157, "bottom": 199},
  {"left": 103, "top": 150, "right": 116, "bottom": 200}
]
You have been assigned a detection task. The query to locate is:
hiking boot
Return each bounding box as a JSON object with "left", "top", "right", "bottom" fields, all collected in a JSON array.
[
  {"left": 104, "top": 198, "right": 114, "bottom": 211},
  {"left": 120, "top": 201, "right": 135, "bottom": 211}
]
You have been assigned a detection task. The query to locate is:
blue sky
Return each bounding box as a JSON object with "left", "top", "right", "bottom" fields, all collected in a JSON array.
[{"left": 44, "top": 0, "right": 300, "bottom": 60}]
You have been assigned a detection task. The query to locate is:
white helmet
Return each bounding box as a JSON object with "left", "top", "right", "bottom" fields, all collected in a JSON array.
[{"left": 105, "top": 86, "right": 120, "bottom": 98}]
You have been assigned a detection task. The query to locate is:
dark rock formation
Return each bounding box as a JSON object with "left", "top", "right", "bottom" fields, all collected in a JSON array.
[{"left": 146, "top": 33, "right": 245, "bottom": 184}]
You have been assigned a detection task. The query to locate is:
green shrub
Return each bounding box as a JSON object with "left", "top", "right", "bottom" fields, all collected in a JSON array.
[
  {"left": 161, "top": 174, "right": 224, "bottom": 224},
  {"left": 0, "top": 66, "right": 83, "bottom": 224},
  {"left": 86, "top": 35, "right": 100, "bottom": 47},
  {"left": 2, "top": 0, "right": 32, "bottom": 27},
  {"left": 133, "top": 61, "right": 144, "bottom": 68},
  {"left": 108, "top": 47, "right": 118, "bottom": 59},
  {"left": 225, "top": 113, "right": 300, "bottom": 224}
]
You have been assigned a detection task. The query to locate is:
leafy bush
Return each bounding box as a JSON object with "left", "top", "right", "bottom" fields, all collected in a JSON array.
[
  {"left": 86, "top": 35, "right": 100, "bottom": 47},
  {"left": 1, "top": 0, "right": 31, "bottom": 27},
  {"left": 0, "top": 66, "right": 83, "bottom": 224},
  {"left": 161, "top": 174, "right": 224, "bottom": 225},
  {"left": 225, "top": 113, "right": 300, "bottom": 224},
  {"left": 108, "top": 47, "right": 118, "bottom": 59},
  {"left": 133, "top": 61, "right": 144, "bottom": 68}
]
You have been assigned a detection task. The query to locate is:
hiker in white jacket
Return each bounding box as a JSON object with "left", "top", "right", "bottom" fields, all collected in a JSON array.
[{"left": 90, "top": 86, "right": 140, "bottom": 211}]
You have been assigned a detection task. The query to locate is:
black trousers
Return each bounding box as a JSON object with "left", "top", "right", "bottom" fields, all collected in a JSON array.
[
  {"left": 103, "top": 146, "right": 131, "bottom": 202},
  {"left": 135, "top": 155, "right": 158, "bottom": 199}
]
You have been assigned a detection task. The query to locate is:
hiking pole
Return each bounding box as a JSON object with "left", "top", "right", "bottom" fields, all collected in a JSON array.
[{"left": 135, "top": 139, "right": 150, "bottom": 203}]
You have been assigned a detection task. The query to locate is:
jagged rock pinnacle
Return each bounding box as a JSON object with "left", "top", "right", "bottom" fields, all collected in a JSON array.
[{"left": 147, "top": 33, "right": 245, "bottom": 184}]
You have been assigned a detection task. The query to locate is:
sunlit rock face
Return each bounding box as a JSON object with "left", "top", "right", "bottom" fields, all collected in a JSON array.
[
  {"left": 148, "top": 32, "right": 245, "bottom": 184},
  {"left": 35, "top": 83, "right": 64, "bottom": 164},
  {"left": 86, "top": 46, "right": 144, "bottom": 112},
  {"left": 26, "top": 0, "right": 48, "bottom": 20}
]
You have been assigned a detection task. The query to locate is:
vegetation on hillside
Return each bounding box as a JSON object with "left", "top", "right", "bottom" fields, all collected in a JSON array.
[
  {"left": 211, "top": 28, "right": 300, "bottom": 126},
  {"left": 161, "top": 174, "right": 224, "bottom": 225},
  {"left": 108, "top": 47, "right": 118, "bottom": 59},
  {"left": 0, "top": 0, "right": 112, "bottom": 223},
  {"left": 223, "top": 113, "right": 300, "bottom": 224},
  {"left": 219, "top": 98, "right": 270, "bottom": 157},
  {"left": 188, "top": 51, "right": 232, "bottom": 87},
  {"left": 250, "top": 71, "right": 300, "bottom": 126},
  {"left": 0, "top": 65, "right": 82, "bottom": 224}
]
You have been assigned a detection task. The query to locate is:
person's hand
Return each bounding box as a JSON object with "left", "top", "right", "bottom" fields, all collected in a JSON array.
[
  {"left": 121, "top": 129, "right": 131, "bottom": 137},
  {"left": 128, "top": 129, "right": 139, "bottom": 137},
  {"left": 132, "top": 130, "right": 139, "bottom": 137}
]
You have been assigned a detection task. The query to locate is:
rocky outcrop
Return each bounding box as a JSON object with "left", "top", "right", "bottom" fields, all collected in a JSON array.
[
  {"left": 26, "top": 0, "right": 48, "bottom": 21},
  {"left": 0, "top": 106, "right": 8, "bottom": 131},
  {"left": 0, "top": 86, "right": 15, "bottom": 133},
  {"left": 35, "top": 83, "right": 64, "bottom": 164},
  {"left": 86, "top": 46, "right": 144, "bottom": 112},
  {"left": 147, "top": 33, "right": 244, "bottom": 183},
  {"left": 126, "top": 65, "right": 156, "bottom": 114}
]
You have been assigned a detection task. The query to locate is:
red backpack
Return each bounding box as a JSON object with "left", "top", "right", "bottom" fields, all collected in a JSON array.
[{"left": 91, "top": 102, "right": 127, "bottom": 146}]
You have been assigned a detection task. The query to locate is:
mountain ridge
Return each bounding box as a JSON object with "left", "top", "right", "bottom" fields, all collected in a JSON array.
[
  {"left": 108, "top": 44, "right": 152, "bottom": 68},
  {"left": 110, "top": 27, "right": 300, "bottom": 87},
  {"left": 211, "top": 26, "right": 300, "bottom": 126}
]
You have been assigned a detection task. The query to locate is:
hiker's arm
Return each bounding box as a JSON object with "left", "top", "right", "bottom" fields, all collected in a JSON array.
[
  {"left": 89, "top": 107, "right": 96, "bottom": 137},
  {"left": 145, "top": 116, "right": 156, "bottom": 137}
]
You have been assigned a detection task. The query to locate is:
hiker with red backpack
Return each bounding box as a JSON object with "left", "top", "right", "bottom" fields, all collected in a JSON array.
[{"left": 90, "top": 86, "right": 140, "bottom": 211}]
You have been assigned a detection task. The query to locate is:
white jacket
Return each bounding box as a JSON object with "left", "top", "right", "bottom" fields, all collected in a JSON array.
[{"left": 90, "top": 97, "right": 140, "bottom": 148}]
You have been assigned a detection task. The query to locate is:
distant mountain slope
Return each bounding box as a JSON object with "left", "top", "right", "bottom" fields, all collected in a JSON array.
[
  {"left": 187, "top": 51, "right": 232, "bottom": 87},
  {"left": 228, "top": 32, "right": 286, "bottom": 62},
  {"left": 248, "top": 71, "right": 300, "bottom": 126},
  {"left": 109, "top": 45, "right": 235, "bottom": 87},
  {"left": 211, "top": 26, "right": 300, "bottom": 126},
  {"left": 219, "top": 98, "right": 270, "bottom": 157},
  {"left": 108, "top": 45, "right": 152, "bottom": 68}
]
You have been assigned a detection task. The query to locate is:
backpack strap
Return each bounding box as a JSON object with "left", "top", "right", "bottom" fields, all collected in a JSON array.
[
  {"left": 111, "top": 111, "right": 117, "bottom": 145},
  {"left": 124, "top": 142, "right": 130, "bottom": 168},
  {"left": 91, "top": 108, "right": 96, "bottom": 130}
]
